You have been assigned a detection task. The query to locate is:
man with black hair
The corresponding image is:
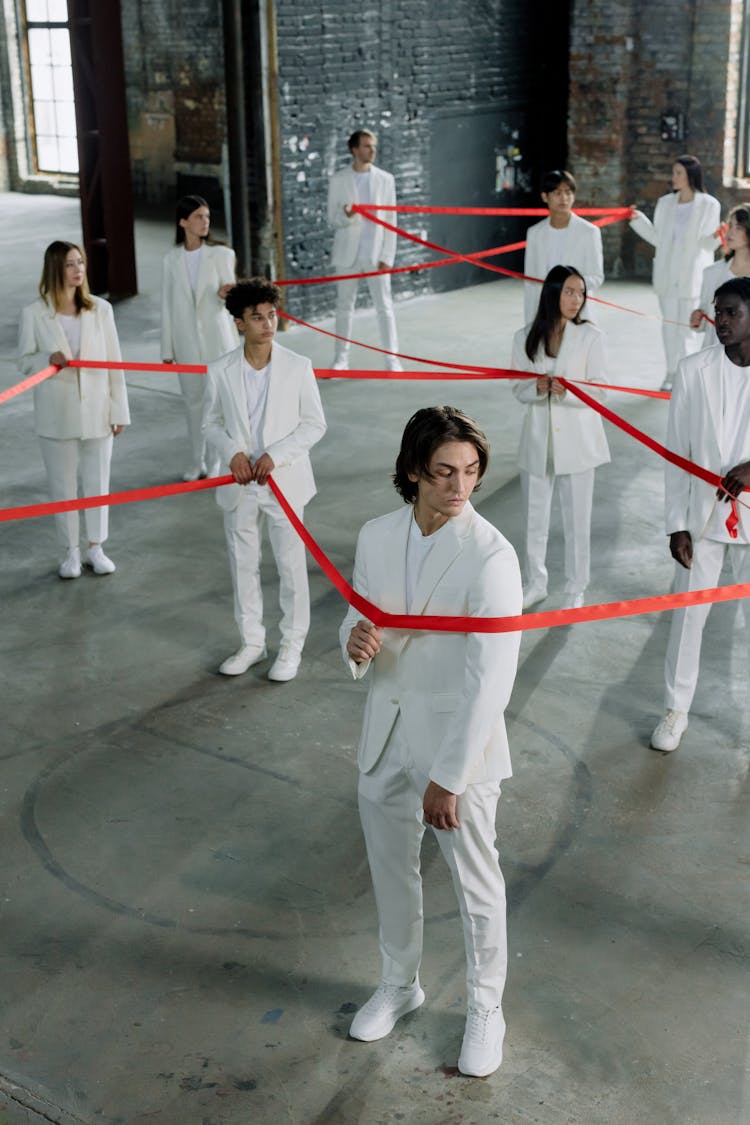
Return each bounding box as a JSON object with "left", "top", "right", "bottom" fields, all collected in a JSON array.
[
  {"left": 652, "top": 276, "right": 750, "bottom": 751},
  {"left": 523, "top": 169, "right": 604, "bottom": 325},
  {"left": 340, "top": 407, "right": 522, "bottom": 1077},
  {"left": 204, "top": 278, "right": 326, "bottom": 681},
  {"left": 327, "top": 128, "right": 402, "bottom": 372}
]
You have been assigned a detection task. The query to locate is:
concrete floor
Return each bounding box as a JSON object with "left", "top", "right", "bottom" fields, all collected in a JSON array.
[{"left": 0, "top": 192, "right": 748, "bottom": 1125}]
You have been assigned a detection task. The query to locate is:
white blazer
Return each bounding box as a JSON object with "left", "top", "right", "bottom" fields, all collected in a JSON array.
[
  {"left": 327, "top": 165, "right": 397, "bottom": 269},
  {"left": 339, "top": 502, "right": 522, "bottom": 795},
  {"left": 665, "top": 343, "right": 750, "bottom": 540},
  {"left": 695, "top": 258, "right": 735, "bottom": 344},
  {"left": 523, "top": 214, "right": 604, "bottom": 325},
  {"left": 18, "top": 296, "right": 130, "bottom": 440},
  {"left": 511, "top": 320, "right": 610, "bottom": 477},
  {"left": 161, "top": 243, "right": 239, "bottom": 363},
  {"left": 629, "top": 191, "right": 720, "bottom": 298},
  {"left": 203, "top": 340, "right": 327, "bottom": 513}
]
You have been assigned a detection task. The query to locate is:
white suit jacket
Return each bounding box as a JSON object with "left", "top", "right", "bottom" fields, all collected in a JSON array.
[
  {"left": 327, "top": 165, "right": 397, "bottom": 269},
  {"left": 161, "top": 243, "right": 239, "bottom": 363},
  {"left": 695, "top": 258, "right": 734, "bottom": 345},
  {"left": 666, "top": 344, "right": 750, "bottom": 540},
  {"left": 18, "top": 296, "right": 130, "bottom": 440},
  {"left": 203, "top": 341, "right": 327, "bottom": 513},
  {"left": 511, "top": 321, "right": 610, "bottom": 476},
  {"left": 523, "top": 213, "right": 604, "bottom": 324},
  {"left": 629, "top": 191, "right": 720, "bottom": 298},
  {"left": 339, "top": 502, "right": 522, "bottom": 795}
]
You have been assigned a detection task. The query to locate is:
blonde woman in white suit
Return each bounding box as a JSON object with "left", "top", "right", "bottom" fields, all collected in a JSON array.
[
  {"left": 512, "top": 265, "right": 610, "bottom": 610},
  {"left": 18, "top": 240, "right": 130, "bottom": 579},
  {"left": 161, "top": 194, "right": 238, "bottom": 480},
  {"left": 630, "top": 154, "right": 720, "bottom": 388}
]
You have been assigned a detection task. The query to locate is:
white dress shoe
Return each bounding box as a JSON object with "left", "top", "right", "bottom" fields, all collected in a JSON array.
[
  {"left": 331, "top": 357, "right": 349, "bottom": 371},
  {"left": 58, "top": 547, "right": 82, "bottom": 579},
  {"left": 182, "top": 463, "right": 207, "bottom": 482},
  {"left": 522, "top": 583, "right": 547, "bottom": 610},
  {"left": 219, "top": 644, "right": 268, "bottom": 676},
  {"left": 349, "top": 980, "right": 425, "bottom": 1042},
  {"left": 267, "top": 646, "right": 301, "bottom": 682},
  {"left": 561, "top": 591, "right": 584, "bottom": 610},
  {"left": 650, "top": 709, "right": 688, "bottom": 752},
  {"left": 458, "top": 1004, "right": 506, "bottom": 1077},
  {"left": 85, "top": 545, "right": 115, "bottom": 575}
]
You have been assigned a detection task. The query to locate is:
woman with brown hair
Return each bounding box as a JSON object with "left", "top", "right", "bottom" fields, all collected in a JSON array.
[{"left": 18, "top": 240, "right": 130, "bottom": 578}]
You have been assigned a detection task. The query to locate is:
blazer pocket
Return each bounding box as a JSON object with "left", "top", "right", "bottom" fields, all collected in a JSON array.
[{"left": 431, "top": 692, "right": 461, "bottom": 713}]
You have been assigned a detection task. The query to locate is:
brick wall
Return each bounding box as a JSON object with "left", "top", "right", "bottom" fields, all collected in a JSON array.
[{"left": 568, "top": 0, "right": 749, "bottom": 278}]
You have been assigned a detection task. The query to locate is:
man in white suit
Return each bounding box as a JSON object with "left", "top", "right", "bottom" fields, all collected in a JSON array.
[
  {"left": 203, "top": 279, "right": 327, "bottom": 681},
  {"left": 652, "top": 277, "right": 750, "bottom": 751},
  {"left": 340, "top": 407, "right": 522, "bottom": 1077},
  {"left": 523, "top": 169, "right": 604, "bottom": 325},
  {"left": 327, "top": 128, "right": 402, "bottom": 371}
]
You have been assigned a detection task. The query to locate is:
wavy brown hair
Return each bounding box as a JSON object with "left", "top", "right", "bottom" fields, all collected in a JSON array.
[{"left": 393, "top": 406, "right": 489, "bottom": 504}]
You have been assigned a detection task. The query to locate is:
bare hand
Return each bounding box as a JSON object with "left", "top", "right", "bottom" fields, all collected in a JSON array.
[
  {"left": 112, "top": 425, "right": 123, "bottom": 436},
  {"left": 423, "top": 781, "right": 460, "bottom": 831},
  {"left": 344, "top": 203, "right": 355, "bottom": 218},
  {"left": 50, "top": 351, "right": 68, "bottom": 368},
  {"left": 346, "top": 619, "right": 383, "bottom": 663},
  {"left": 536, "top": 375, "right": 551, "bottom": 395},
  {"left": 251, "top": 452, "right": 275, "bottom": 485},
  {"left": 229, "top": 451, "right": 253, "bottom": 484},
  {"left": 218, "top": 283, "right": 233, "bottom": 300},
  {"left": 629, "top": 207, "right": 645, "bottom": 221},
  {"left": 689, "top": 309, "right": 704, "bottom": 330},
  {"left": 670, "top": 530, "right": 693, "bottom": 569},
  {"left": 549, "top": 377, "right": 566, "bottom": 398},
  {"left": 377, "top": 261, "right": 389, "bottom": 272},
  {"left": 162, "top": 358, "right": 174, "bottom": 364},
  {"left": 718, "top": 460, "right": 750, "bottom": 502}
]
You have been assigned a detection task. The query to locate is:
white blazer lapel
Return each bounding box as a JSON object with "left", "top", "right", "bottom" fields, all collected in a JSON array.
[
  {"left": 701, "top": 350, "right": 723, "bottom": 453},
  {"left": 194, "top": 244, "right": 211, "bottom": 306},
  {"left": 382, "top": 507, "right": 411, "bottom": 614}
]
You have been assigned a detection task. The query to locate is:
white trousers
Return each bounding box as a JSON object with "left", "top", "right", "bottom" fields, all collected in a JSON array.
[
  {"left": 334, "top": 259, "right": 399, "bottom": 363},
  {"left": 38, "top": 434, "right": 113, "bottom": 550},
  {"left": 223, "top": 485, "right": 310, "bottom": 651},
  {"left": 665, "top": 537, "right": 750, "bottom": 712},
  {"left": 179, "top": 371, "right": 208, "bottom": 471},
  {"left": 520, "top": 466, "right": 594, "bottom": 595},
  {"left": 358, "top": 717, "right": 507, "bottom": 1012},
  {"left": 658, "top": 295, "right": 700, "bottom": 379}
]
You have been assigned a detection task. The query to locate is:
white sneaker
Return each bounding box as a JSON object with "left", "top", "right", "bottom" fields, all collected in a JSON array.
[
  {"left": 522, "top": 583, "right": 547, "bottom": 610},
  {"left": 349, "top": 980, "right": 425, "bottom": 1042},
  {"left": 458, "top": 1004, "right": 506, "bottom": 1077},
  {"left": 58, "top": 547, "right": 82, "bottom": 579},
  {"left": 267, "top": 646, "right": 301, "bottom": 682},
  {"left": 331, "top": 357, "right": 349, "bottom": 371},
  {"left": 562, "top": 591, "right": 584, "bottom": 610},
  {"left": 85, "top": 545, "right": 116, "bottom": 575},
  {"left": 182, "top": 463, "right": 207, "bottom": 482},
  {"left": 650, "top": 709, "right": 688, "bottom": 752},
  {"left": 219, "top": 644, "right": 268, "bottom": 676}
]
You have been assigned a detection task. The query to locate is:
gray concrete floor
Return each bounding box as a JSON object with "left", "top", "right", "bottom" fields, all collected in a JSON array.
[{"left": 0, "top": 192, "right": 748, "bottom": 1125}]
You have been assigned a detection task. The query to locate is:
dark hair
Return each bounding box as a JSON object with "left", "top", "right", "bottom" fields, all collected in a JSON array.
[
  {"left": 39, "top": 240, "right": 94, "bottom": 313},
  {"left": 714, "top": 276, "right": 750, "bottom": 307},
  {"left": 225, "top": 277, "right": 282, "bottom": 319},
  {"left": 525, "top": 265, "right": 587, "bottom": 361},
  {"left": 175, "top": 194, "right": 211, "bottom": 245},
  {"left": 675, "top": 154, "right": 705, "bottom": 194},
  {"left": 540, "top": 169, "right": 577, "bottom": 197},
  {"left": 724, "top": 205, "right": 750, "bottom": 261},
  {"left": 393, "top": 406, "right": 490, "bottom": 504},
  {"left": 348, "top": 129, "right": 376, "bottom": 153}
]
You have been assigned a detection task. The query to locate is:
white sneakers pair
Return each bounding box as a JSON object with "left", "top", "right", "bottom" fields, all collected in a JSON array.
[
  {"left": 349, "top": 979, "right": 505, "bottom": 1078},
  {"left": 218, "top": 643, "right": 301, "bottom": 682},
  {"left": 58, "top": 545, "right": 115, "bottom": 579}
]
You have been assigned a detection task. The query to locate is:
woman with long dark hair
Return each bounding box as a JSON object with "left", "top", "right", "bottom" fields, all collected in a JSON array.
[
  {"left": 161, "top": 194, "right": 238, "bottom": 480},
  {"left": 630, "top": 154, "right": 720, "bottom": 387},
  {"left": 18, "top": 240, "right": 130, "bottom": 578},
  {"left": 512, "top": 265, "right": 610, "bottom": 610}
]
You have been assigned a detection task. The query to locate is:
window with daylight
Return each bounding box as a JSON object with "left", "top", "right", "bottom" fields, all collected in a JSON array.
[{"left": 24, "top": 0, "right": 78, "bottom": 175}]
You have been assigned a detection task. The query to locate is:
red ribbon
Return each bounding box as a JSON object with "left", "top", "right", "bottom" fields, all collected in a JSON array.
[{"left": 352, "top": 204, "right": 635, "bottom": 219}]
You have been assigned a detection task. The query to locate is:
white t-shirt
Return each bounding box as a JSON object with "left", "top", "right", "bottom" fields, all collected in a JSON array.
[
  {"left": 184, "top": 245, "right": 203, "bottom": 296},
  {"left": 705, "top": 353, "right": 750, "bottom": 544},
  {"left": 673, "top": 200, "right": 694, "bottom": 243},
  {"left": 354, "top": 171, "right": 375, "bottom": 263},
  {"left": 546, "top": 224, "right": 570, "bottom": 274},
  {"left": 58, "top": 313, "right": 81, "bottom": 358},
  {"left": 243, "top": 357, "right": 271, "bottom": 464},
  {"left": 405, "top": 515, "right": 449, "bottom": 608}
]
